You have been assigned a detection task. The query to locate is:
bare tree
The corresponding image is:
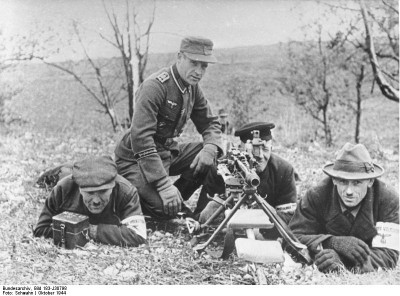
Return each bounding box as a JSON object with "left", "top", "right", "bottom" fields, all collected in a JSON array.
[
  {"left": 28, "top": 22, "right": 125, "bottom": 131},
  {"left": 342, "top": 53, "right": 371, "bottom": 144},
  {"left": 101, "top": 0, "right": 156, "bottom": 123},
  {"left": 0, "top": 30, "right": 23, "bottom": 123},
  {"left": 335, "top": 30, "right": 373, "bottom": 144},
  {"left": 359, "top": 0, "right": 399, "bottom": 102},
  {"left": 354, "top": 64, "right": 365, "bottom": 143},
  {"left": 225, "top": 75, "right": 262, "bottom": 130},
  {"left": 318, "top": 0, "right": 397, "bottom": 143},
  {"left": 279, "top": 27, "right": 349, "bottom": 146},
  {"left": 13, "top": 0, "right": 156, "bottom": 131}
]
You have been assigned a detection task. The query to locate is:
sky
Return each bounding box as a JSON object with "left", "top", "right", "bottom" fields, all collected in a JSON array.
[{"left": 0, "top": 0, "right": 358, "bottom": 61}]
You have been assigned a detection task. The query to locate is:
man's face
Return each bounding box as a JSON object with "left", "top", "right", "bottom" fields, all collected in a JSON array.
[
  {"left": 81, "top": 188, "right": 113, "bottom": 214},
  {"left": 332, "top": 178, "right": 374, "bottom": 208},
  {"left": 252, "top": 139, "right": 272, "bottom": 173},
  {"left": 176, "top": 52, "right": 208, "bottom": 85}
]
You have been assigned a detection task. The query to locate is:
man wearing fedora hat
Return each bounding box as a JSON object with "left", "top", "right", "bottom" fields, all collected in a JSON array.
[
  {"left": 289, "top": 143, "right": 399, "bottom": 273},
  {"left": 34, "top": 156, "right": 147, "bottom": 247},
  {"left": 195, "top": 122, "right": 298, "bottom": 228},
  {"left": 114, "top": 36, "right": 223, "bottom": 220}
]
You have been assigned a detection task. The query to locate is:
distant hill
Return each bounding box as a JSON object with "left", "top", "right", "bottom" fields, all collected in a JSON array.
[{"left": 4, "top": 42, "right": 399, "bottom": 152}]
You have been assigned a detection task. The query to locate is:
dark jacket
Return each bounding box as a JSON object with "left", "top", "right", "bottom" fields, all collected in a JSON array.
[
  {"left": 115, "top": 64, "right": 222, "bottom": 185},
  {"left": 289, "top": 177, "right": 399, "bottom": 270},
  {"left": 200, "top": 153, "right": 297, "bottom": 224},
  {"left": 257, "top": 153, "right": 297, "bottom": 209},
  {"left": 34, "top": 175, "right": 147, "bottom": 247}
]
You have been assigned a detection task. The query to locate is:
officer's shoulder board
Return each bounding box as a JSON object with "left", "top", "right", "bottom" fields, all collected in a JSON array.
[{"left": 155, "top": 71, "right": 170, "bottom": 83}]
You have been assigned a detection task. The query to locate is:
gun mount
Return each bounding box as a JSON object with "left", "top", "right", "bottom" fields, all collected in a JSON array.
[{"left": 189, "top": 133, "right": 312, "bottom": 265}]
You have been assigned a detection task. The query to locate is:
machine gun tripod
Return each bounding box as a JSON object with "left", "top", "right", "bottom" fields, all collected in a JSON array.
[{"left": 187, "top": 146, "right": 312, "bottom": 265}]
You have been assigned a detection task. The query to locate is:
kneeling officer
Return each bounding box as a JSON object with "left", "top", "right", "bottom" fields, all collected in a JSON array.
[{"left": 34, "top": 155, "right": 147, "bottom": 247}]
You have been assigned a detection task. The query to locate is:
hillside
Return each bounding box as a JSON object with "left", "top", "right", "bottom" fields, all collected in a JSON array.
[
  {"left": 3, "top": 43, "right": 398, "bottom": 154},
  {"left": 1, "top": 43, "right": 399, "bottom": 286}
]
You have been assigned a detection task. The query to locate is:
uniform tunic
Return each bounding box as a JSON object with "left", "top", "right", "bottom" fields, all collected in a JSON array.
[
  {"left": 289, "top": 177, "right": 399, "bottom": 270},
  {"left": 114, "top": 64, "right": 222, "bottom": 185},
  {"left": 34, "top": 175, "right": 147, "bottom": 247}
]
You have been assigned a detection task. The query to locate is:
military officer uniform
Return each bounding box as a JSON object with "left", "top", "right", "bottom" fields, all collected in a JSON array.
[{"left": 115, "top": 36, "right": 222, "bottom": 219}]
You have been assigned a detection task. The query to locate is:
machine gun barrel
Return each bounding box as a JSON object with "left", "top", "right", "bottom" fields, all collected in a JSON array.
[{"left": 233, "top": 156, "right": 260, "bottom": 187}]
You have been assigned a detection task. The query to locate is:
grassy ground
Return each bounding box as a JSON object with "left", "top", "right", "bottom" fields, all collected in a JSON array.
[
  {"left": 1, "top": 50, "right": 399, "bottom": 285},
  {"left": 0, "top": 124, "right": 399, "bottom": 286}
]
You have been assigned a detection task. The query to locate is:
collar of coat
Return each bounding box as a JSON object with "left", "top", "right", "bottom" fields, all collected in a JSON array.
[
  {"left": 338, "top": 199, "right": 361, "bottom": 217},
  {"left": 326, "top": 183, "right": 378, "bottom": 242},
  {"left": 171, "top": 64, "right": 189, "bottom": 94}
]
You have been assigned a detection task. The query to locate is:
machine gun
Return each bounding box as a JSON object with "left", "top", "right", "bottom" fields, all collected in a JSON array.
[{"left": 190, "top": 131, "right": 312, "bottom": 265}]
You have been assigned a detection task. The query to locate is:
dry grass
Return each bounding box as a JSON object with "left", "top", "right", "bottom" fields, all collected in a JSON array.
[
  {"left": 0, "top": 127, "right": 398, "bottom": 285},
  {"left": 1, "top": 47, "right": 398, "bottom": 285}
]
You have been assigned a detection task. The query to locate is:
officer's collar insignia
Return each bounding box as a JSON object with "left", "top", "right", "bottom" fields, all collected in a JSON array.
[
  {"left": 171, "top": 65, "right": 187, "bottom": 94},
  {"left": 167, "top": 100, "right": 177, "bottom": 109},
  {"left": 156, "top": 72, "right": 170, "bottom": 83}
]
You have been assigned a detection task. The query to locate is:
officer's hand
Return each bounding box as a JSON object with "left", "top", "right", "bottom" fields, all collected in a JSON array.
[
  {"left": 325, "top": 236, "right": 370, "bottom": 266},
  {"left": 156, "top": 177, "right": 183, "bottom": 217},
  {"left": 314, "top": 249, "right": 343, "bottom": 273},
  {"left": 190, "top": 144, "right": 218, "bottom": 177}
]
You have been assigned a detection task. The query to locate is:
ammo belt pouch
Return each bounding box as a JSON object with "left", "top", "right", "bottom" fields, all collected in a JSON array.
[{"left": 52, "top": 211, "right": 90, "bottom": 249}]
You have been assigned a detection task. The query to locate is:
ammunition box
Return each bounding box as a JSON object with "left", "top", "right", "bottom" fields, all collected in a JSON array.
[{"left": 52, "top": 211, "right": 90, "bottom": 249}]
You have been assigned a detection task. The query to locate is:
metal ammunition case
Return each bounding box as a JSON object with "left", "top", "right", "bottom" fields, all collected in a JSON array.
[{"left": 52, "top": 211, "right": 90, "bottom": 249}]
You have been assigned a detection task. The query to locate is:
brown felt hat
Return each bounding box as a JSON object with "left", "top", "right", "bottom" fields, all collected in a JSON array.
[
  {"left": 72, "top": 155, "right": 117, "bottom": 192},
  {"left": 234, "top": 122, "right": 275, "bottom": 143},
  {"left": 323, "top": 143, "right": 384, "bottom": 180},
  {"left": 180, "top": 36, "right": 218, "bottom": 64}
]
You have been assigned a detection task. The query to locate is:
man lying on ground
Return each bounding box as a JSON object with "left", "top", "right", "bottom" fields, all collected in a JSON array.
[
  {"left": 34, "top": 155, "right": 147, "bottom": 247},
  {"left": 289, "top": 143, "right": 399, "bottom": 273}
]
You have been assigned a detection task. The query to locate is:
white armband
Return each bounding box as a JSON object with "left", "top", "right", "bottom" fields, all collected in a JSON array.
[
  {"left": 372, "top": 222, "right": 399, "bottom": 251},
  {"left": 275, "top": 203, "right": 297, "bottom": 214},
  {"left": 121, "top": 215, "right": 147, "bottom": 240}
]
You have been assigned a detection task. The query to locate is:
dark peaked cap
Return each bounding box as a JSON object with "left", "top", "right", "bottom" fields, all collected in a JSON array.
[{"left": 234, "top": 122, "right": 275, "bottom": 143}]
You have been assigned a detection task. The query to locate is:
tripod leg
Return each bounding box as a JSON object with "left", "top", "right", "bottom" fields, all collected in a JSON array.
[
  {"left": 201, "top": 193, "right": 235, "bottom": 229},
  {"left": 193, "top": 192, "right": 248, "bottom": 253},
  {"left": 253, "top": 193, "right": 312, "bottom": 264},
  {"left": 220, "top": 227, "right": 235, "bottom": 259}
]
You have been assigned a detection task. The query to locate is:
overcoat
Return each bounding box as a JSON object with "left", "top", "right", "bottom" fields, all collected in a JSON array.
[{"left": 289, "top": 177, "right": 399, "bottom": 269}]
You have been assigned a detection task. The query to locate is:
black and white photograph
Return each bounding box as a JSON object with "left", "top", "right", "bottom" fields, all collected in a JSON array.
[{"left": 1, "top": 0, "right": 399, "bottom": 290}]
